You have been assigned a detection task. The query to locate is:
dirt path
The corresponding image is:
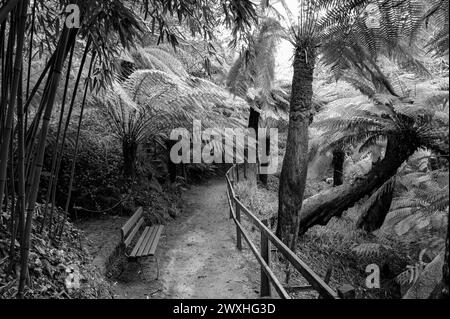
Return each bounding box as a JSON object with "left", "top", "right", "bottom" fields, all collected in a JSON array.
[{"left": 112, "top": 178, "right": 260, "bottom": 299}]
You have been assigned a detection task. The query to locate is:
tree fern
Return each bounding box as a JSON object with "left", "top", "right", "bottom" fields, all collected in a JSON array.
[
  {"left": 314, "top": 0, "right": 428, "bottom": 79},
  {"left": 226, "top": 17, "right": 288, "bottom": 119},
  {"left": 130, "top": 46, "right": 189, "bottom": 78},
  {"left": 385, "top": 169, "right": 449, "bottom": 234},
  {"left": 422, "top": 0, "right": 449, "bottom": 57},
  {"left": 313, "top": 69, "right": 449, "bottom": 158},
  {"left": 96, "top": 46, "right": 252, "bottom": 170}
]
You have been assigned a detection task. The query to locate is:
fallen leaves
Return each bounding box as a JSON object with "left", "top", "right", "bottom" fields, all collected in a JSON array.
[{"left": 0, "top": 203, "right": 113, "bottom": 299}]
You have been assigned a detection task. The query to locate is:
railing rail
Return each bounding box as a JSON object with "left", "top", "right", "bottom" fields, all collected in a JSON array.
[{"left": 225, "top": 164, "right": 339, "bottom": 299}]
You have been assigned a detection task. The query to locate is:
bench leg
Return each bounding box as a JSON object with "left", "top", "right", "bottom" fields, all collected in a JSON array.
[
  {"left": 136, "top": 259, "right": 145, "bottom": 280},
  {"left": 131, "top": 258, "right": 144, "bottom": 280},
  {"left": 154, "top": 256, "right": 160, "bottom": 280}
]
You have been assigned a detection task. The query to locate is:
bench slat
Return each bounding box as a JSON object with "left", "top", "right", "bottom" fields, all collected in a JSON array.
[
  {"left": 130, "top": 226, "right": 150, "bottom": 257},
  {"left": 135, "top": 226, "right": 155, "bottom": 257},
  {"left": 124, "top": 217, "right": 144, "bottom": 248},
  {"left": 121, "top": 207, "right": 143, "bottom": 238},
  {"left": 141, "top": 226, "right": 160, "bottom": 256},
  {"left": 139, "top": 226, "right": 158, "bottom": 256},
  {"left": 146, "top": 225, "right": 164, "bottom": 256}
]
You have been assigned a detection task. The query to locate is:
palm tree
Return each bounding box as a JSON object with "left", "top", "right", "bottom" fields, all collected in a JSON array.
[{"left": 265, "top": 0, "right": 427, "bottom": 246}]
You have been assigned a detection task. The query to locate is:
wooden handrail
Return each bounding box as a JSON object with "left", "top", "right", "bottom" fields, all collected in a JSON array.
[
  {"left": 225, "top": 165, "right": 339, "bottom": 299},
  {"left": 226, "top": 187, "right": 291, "bottom": 299}
]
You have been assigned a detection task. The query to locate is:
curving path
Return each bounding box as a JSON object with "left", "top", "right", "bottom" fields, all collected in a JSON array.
[{"left": 112, "top": 178, "right": 260, "bottom": 299}]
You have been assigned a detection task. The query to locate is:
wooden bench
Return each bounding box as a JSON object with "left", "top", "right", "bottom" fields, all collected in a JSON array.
[{"left": 121, "top": 207, "right": 164, "bottom": 279}]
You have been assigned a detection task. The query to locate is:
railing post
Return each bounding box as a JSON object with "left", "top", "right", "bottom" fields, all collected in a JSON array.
[
  {"left": 243, "top": 162, "right": 247, "bottom": 179},
  {"left": 236, "top": 164, "right": 240, "bottom": 182},
  {"left": 228, "top": 190, "right": 233, "bottom": 219},
  {"left": 236, "top": 200, "right": 242, "bottom": 251},
  {"left": 260, "top": 220, "right": 271, "bottom": 297}
]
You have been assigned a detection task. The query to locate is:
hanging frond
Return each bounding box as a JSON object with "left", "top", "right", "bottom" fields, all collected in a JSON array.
[
  {"left": 97, "top": 44, "right": 250, "bottom": 156},
  {"left": 316, "top": 0, "right": 428, "bottom": 80},
  {"left": 130, "top": 46, "right": 189, "bottom": 78},
  {"left": 422, "top": 0, "right": 449, "bottom": 57}
]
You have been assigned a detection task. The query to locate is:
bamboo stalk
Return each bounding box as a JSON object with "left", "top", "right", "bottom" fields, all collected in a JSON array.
[
  {"left": 48, "top": 37, "right": 91, "bottom": 233},
  {"left": 0, "top": 36, "right": 11, "bottom": 213},
  {"left": 25, "top": 0, "right": 35, "bottom": 101},
  {"left": 0, "top": 0, "right": 27, "bottom": 215},
  {"left": 23, "top": 52, "right": 55, "bottom": 121},
  {"left": 7, "top": 133, "right": 16, "bottom": 273},
  {"left": 18, "top": 26, "right": 73, "bottom": 298},
  {"left": 16, "top": 70, "right": 25, "bottom": 245},
  {"left": 0, "top": 0, "right": 20, "bottom": 25},
  {"left": 0, "top": 15, "right": 6, "bottom": 129},
  {"left": 24, "top": 0, "right": 36, "bottom": 128},
  {"left": 57, "top": 51, "right": 96, "bottom": 239},
  {"left": 41, "top": 42, "right": 75, "bottom": 234}
]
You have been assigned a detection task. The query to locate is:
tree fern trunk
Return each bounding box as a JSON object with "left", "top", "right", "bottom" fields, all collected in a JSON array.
[
  {"left": 248, "top": 106, "right": 259, "bottom": 133},
  {"left": 332, "top": 148, "right": 345, "bottom": 187},
  {"left": 259, "top": 135, "right": 270, "bottom": 185},
  {"left": 276, "top": 40, "right": 315, "bottom": 245},
  {"left": 246, "top": 105, "right": 259, "bottom": 183},
  {"left": 123, "top": 138, "right": 138, "bottom": 178},
  {"left": 166, "top": 140, "right": 177, "bottom": 183},
  {"left": 297, "top": 135, "right": 417, "bottom": 236}
]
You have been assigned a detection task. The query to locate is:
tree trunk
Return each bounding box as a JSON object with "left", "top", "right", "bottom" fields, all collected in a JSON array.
[
  {"left": 123, "top": 138, "right": 138, "bottom": 178},
  {"left": 247, "top": 104, "right": 259, "bottom": 182},
  {"left": 332, "top": 148, "right": 345, "bottom": 187},
  {"left": 166, "top": 140, "right": 177, "bottom": 183},
  {"left": 297, "top": 135, "right": 417, "bottom": 236},
  {"left": 357, "top": 182, "right": 394, "bottom": 232},
  {"left": 276, "top": 39, "right": 316, "bottom": 245},
  {"left": 248, "top": 105, "right": 259, "bottom": 133},
  {"left": 259, "top": 135, "right": 270, "bottom": 185}
]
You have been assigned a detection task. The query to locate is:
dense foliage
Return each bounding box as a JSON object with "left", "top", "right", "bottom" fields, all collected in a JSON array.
[{"left": 0, "top": 0, "right": 447, "bottom": 299}]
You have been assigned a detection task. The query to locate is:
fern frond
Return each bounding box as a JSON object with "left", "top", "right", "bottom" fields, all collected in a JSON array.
[{"left": 352, "top": 242, "right": 389, "bottom": 258}]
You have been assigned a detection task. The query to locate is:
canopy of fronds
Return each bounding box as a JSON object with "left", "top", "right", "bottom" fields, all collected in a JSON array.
[
  {"left": 421, "top": 0, "right": 449, "bottom": 57},
  {"left": 312, "top": 69, "right": 449, "bottom": 158},
  {"left": 269, "top": 0, "right": 430, "bottom": 85},
  {"left": 96, "top": 46, "right": 250, "bottom": 151},
  {"left": 226, "top": 17, "right": 290, "bottom": 125}
]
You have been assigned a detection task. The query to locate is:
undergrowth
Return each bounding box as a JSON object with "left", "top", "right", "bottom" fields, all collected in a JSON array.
[
  {"left": 0, "top": 204, "right": 113, "bottom": 299},
  {"left": 235, "top": 179, "right": 410, "bottom": 298}
]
